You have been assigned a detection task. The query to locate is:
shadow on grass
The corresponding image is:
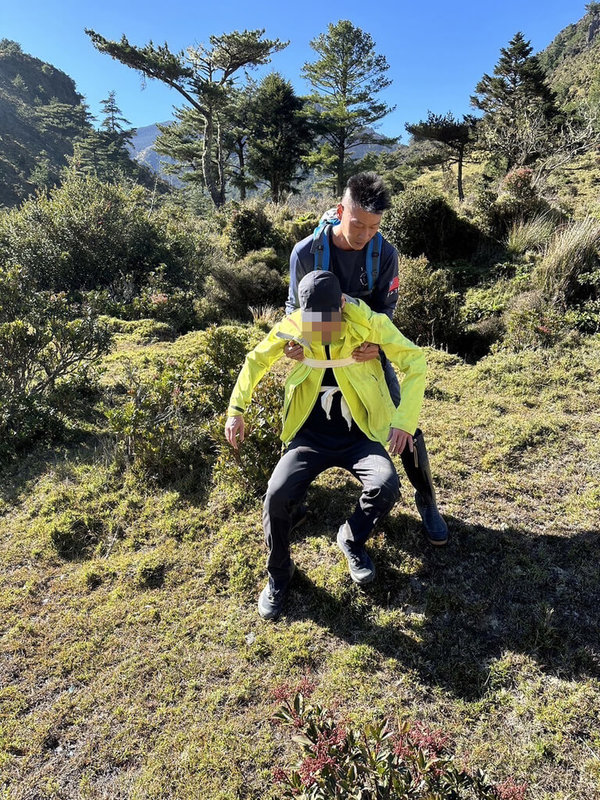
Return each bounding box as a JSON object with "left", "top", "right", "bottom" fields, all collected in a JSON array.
[{"left": 281, "top": 481, "right": 600, "bottom": 701}]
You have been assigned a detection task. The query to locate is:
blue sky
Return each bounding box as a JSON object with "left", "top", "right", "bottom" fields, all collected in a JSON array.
[{"left": 3, "top": 0, "right": 586, "bottom": 140}]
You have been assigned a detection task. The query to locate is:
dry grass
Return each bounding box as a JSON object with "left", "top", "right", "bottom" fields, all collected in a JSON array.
[
  {"left": 506, "top": 214, "right": 557, "bottom": 257},
  {"left": 533, "top": 217, "right": 600, "bottom": 302}
]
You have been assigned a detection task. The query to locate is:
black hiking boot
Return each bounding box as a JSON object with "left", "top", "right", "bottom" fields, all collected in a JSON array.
[
  {"left": 336, "top": 523, "right": 375, "bottom": 585},
  {"left": 258, "top": 561, "right": 295, "bottom": 620},
  {"left": 401, "top": 429, "right": 448, "bottom": 546}
]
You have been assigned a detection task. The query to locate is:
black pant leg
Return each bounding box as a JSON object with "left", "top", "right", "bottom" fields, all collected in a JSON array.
[
  {"left": 342, "top": 439, "right": 400, "bottom": 544},
  {"left": 263, "top": 442, "right": 332, "bottom": 589}
]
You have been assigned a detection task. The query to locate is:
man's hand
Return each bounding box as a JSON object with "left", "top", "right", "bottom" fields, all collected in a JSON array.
[
  {"left": 352, "top": 341, "right": 380, "bottom": 362},
  {"left": 387, "top": 428, "right": 413, "bottom": 457},
  {"left": 283, "top": 341, "right": 305, "bottom": 361},
  {"left": 225, "top": 415, "right": 245, "bottom": 449}
]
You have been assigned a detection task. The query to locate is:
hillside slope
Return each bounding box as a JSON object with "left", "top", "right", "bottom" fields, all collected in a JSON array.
[
  {"left": 0, "top": 40, "right": 93, "bottom": 207},
  {"left": 540, "top": 4, "right": 600, "bottom": 106}
]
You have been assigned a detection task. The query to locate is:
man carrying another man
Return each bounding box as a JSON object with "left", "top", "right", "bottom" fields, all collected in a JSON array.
[
  {"left": 225, "top": 270, "right": 427, "bottom": 619},
  {"left": 284, "top": 172, "right": 447, "bottom": 545}
]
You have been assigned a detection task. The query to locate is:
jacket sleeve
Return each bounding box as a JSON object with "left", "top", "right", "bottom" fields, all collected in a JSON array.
[
  {"left": 370, "top": 313, "right": 427, "bottom": 434},
  {"left": 226, "top": 326, "right": 286, "bottom": 416}
]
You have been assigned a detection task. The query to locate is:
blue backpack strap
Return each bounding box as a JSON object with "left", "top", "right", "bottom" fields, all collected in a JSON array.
[
  {"left": 312, "top": 219, "right": 339, "bottom": 271},
  {"left": 365, "top": 232, "right": 382, "bottom": 290}
]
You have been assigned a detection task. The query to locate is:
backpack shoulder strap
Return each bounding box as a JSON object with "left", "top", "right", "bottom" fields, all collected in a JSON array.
[
  {"left": 311, "top": 219, "right": 339, "bottom": 271},
  {"left": 365, "top": 232, "right": 383, "bottom": 290}
]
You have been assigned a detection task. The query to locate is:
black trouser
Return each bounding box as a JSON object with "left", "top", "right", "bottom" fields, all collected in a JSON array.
[
  {"left": 381, "top": 354, "right": 401, "bottom": 406},
  {"left": 263, "top": 428, "right": 399, "bottom": 590}
]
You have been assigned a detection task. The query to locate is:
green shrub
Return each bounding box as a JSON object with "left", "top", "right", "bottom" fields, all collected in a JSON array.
[
  {"left": 273, "top": 687, "right": 527, "bottom": 799},
  {"left": 104, "top": 325, "right": 260, "bottom": 480},
  {"left": 198, "top": 259, "right": 287, "bottom": 325},
  {"left": 502, "top": 291, "right": 569, "bottom": 351},
  {"left": 0, "top": 265, "right": 111, "bottom": 461},
  {"left": 474, "top": 170, "right": 558, "bottom": 239},
  {"left": 392, "top": 255, "right": 462, "bottom": 347},
  {"left": 281, "top": 212, "right": 320, "bottom": 248},
  {"left": 462, "top": 277, "right": 530, "bottom": 325},
  {"left": 211, "top": 368, "right": 284, "bottom": 506},
  {"left": 237, "top": 247, "right": 285, "bottom": 272},
  {"left": 0, "top": 175, "right": 219, "bottom": 303},
  {"left": 381, "top": 186, "right": 480, "bottom": 261},
  {"left": 0, "top": 175, "right": 163, "bottom": 292},
  {"left": 564, "top": 299, "right": 600, "bottom": 333},
  {"left": 221, "top": 202, "right": 285, "bottom": 260}
]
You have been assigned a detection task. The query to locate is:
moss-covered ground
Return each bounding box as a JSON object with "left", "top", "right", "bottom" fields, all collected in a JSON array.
[{"left": 1, "top": 331, "right": 599, "bottom": 799}]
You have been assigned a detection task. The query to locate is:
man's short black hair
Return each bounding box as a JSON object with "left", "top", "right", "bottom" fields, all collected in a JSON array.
[{"left": 343, "top": 172, "right": 391, "bottom": 214}]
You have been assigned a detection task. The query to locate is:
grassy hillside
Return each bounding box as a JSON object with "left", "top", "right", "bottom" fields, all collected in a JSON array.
[
  {"left": 1, "top": 326, "right": 599, "bottom": 799},
  {"left": 540, "top": 4, "right": 600, "bottom": 107}
]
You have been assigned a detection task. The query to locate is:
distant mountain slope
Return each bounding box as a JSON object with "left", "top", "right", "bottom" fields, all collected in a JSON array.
[
  {"left": 128, "top": 123, "right": 178, "bottom": 178},
  {"left": 539, "top": 4, "right": 600, "bottom": 106},
  {"left": 0, "top": 39, "right": 92, "bottom": 207},
  {"left": 128, "top": 121, "right": 395, "bottom": 189}
]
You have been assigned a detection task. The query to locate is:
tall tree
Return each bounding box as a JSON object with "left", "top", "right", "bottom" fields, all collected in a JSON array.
[
  {"left": 246, "top": 73, "right": 314, "bottom": 203},
  {"left": 86, "top": 28, "right": 287, "bottom": 206},
  {"left": 222, "top": 81, "right": 258, "bottom": 200},
  {"left": 405, "top": 112, "right": 477, "bottom": 201},
  {"left": 470, "top": 32, "right": 559, "bottom": 171},
  {"left": 302, "top": 20, "right": 396, "bottom": 195},
  {"left": 70, "top": 91, "right": 139, "bottom": 182},
  {"left": 99, "top": 90, "right": 134, "bottom": 145}
]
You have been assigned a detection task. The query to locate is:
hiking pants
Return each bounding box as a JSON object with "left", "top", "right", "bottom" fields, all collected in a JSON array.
[{"left": 263, "top": 433, "right": 399, "bottom": 590}]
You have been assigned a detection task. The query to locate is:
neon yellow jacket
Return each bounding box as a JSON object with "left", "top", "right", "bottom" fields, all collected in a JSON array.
[{"left": 226, "top": 298, "right": 427, "bottom": 445}]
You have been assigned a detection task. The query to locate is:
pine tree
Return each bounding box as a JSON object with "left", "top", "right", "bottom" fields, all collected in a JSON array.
[
  {"left": 302, "top": 20, "right": 396, "bottom": 195},
  {"left": 405, "top": 112, "right": 477, "bottom": 201},
  {"left": 246, "top": 73, "right": 314, "bottom": 203},
  {"left": 471, "top": 32, "right": 559, "bottom": 170},
  {"left": 70, "top": 91, "right": 138, "bottom": 182},
  {"left": 99, "top": 90, "right": 134, "bottom": 146},
  {"left": 86, "top": 28, "right": 287, "bottom": 206}
]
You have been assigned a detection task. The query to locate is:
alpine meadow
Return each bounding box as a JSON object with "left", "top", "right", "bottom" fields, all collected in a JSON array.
[{"left": 1, "top": 5, "right": 600, "bottom": 799}]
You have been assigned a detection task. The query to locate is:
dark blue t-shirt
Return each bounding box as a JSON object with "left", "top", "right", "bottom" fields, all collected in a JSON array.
[{"left": 285, "top": 227, "right": 399, "bottom": 319}]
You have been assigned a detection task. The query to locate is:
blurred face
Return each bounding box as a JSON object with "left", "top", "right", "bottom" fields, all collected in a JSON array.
[
  {"left": 335, "top": 200, "right": 382, "bottom": 251},
  {"left": 301, "top": 309, "right": 344, "bottom": 345}
]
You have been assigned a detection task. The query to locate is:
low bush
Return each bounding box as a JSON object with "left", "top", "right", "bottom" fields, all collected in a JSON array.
[
  {"left": 0, "top": 174, "right": 220, "bottom": 305},
  {"left": 381, "top": 186, "right": 480, "bottom": 262},
  {"left": 273, "top": 686, "right": 527, "bottom": 799},
  {"left": 0, "top": 265, "right": 111, "bottom": 461},
  {"left": 198, "top": 259, "right": 288, "bottom": 325},
  {"left": 104, "top": 325, "right": 261, "bottom": 481},
  {"left": 392, "top": 255, "right": 462, "bottom": 347},
  {"left": 462, "top": 277, "right": 530, "bottom": 325},
  {"left": 474, "top": 170, "right": 558, "bottom": 239},
  {"left": 211, "top": 367, "right": 284, "bottom": 506},
  {"left": 221, "top": 202, "right": 285, "bottom": 260},
  {"left": 502, "top": 291, "right": 569, "bottom": 351}
]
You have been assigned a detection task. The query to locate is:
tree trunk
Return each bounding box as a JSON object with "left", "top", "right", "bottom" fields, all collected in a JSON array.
[
  {"left": 336, "top": 138, "right": 346, "bottom": 197},
  {"left": 457, "top": 144, "right": 465, "bottom": 202},
  {"left": 201, "top": 114, "right": 223, "bottom": 207},
  {"left": 238, "top": 141, "right": 247, "bottom": 201},
  {"left": 216, "top": 115, "right": 226, "bottom": 206}
]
